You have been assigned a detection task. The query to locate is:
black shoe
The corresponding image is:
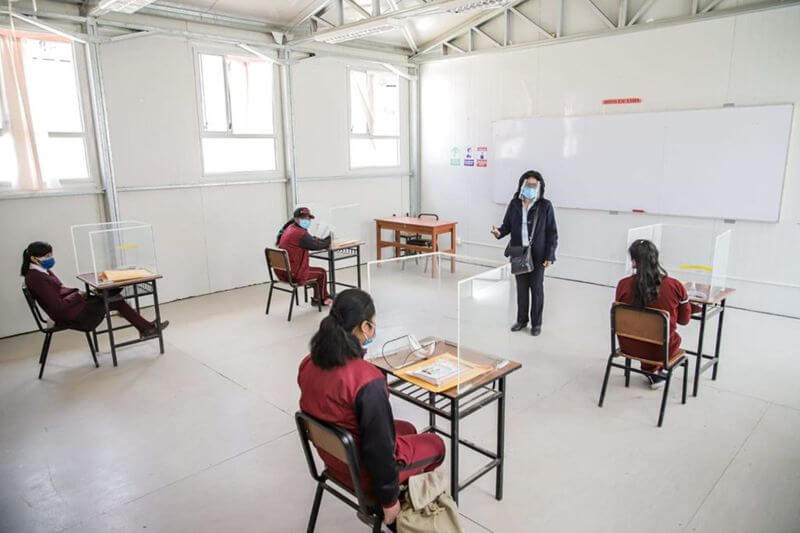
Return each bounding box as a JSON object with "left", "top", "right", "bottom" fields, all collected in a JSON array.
[
  {"left": 646, "top": 374, "right": 666, "bottom": 390},
  {"left": 510, "top": 322, "right": 528, "bottom": 332},
  {"left": 531, "top": 326, "right": 541, "bottom": 336},
  {"left": 141, "top": 320, "right": 169, "bottom": 339}
]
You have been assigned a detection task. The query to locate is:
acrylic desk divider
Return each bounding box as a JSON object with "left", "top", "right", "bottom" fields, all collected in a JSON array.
[
  {"left": 366, "top": 253, "right": 512, "bottom": 394},
  {"left": 625, "top": 224, "right": 732, "bottom": 300},
  {"left": 71, "top": 221, "right": 157, "bottom": 282},
  {"left": 328, "top": 203, "right": 361, "bottom": 244}
]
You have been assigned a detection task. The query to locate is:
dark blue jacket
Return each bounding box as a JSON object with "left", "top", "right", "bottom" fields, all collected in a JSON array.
[{"left": 496, "top": 197, "right": 558, "bottom": 263}]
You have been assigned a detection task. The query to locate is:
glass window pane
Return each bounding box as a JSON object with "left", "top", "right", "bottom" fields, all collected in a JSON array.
[
  {"left": 200, "top": 54, "right": 228, "bottom": 132},
  {"left": 369, "top": 71, "right": 399, "bottom": 136},
  {"left": 22, "top": 39, "right": 83, "bottom": 133},
  {"left": 228, "top": 57, "right": 273, "bottom": 135},
  {"left": 202, "top": 137, "right": 276, "bottom": 174},
  {"left": 350, "top": 138, "right": 398, "bottom": 168},
  {"left": 40, "top": 137, "right": 89, "bottom": 183},
  {"left": 350, "top": 69, "right": 369, "bottom": 135},
  {"left": 0, "top": 132, "right": 17, "bottom": 185}
]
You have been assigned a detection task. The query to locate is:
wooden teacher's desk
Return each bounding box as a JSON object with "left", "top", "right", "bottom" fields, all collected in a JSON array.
[{"left": 374, "top": 216, "right": 457, "bottom": 272}]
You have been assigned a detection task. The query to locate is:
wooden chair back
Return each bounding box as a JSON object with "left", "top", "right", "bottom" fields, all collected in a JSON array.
[
  {"left": 264, "top": 247, "right": 294, "bottom": 284},
  {"left": 611, "top": 302, "right": 670, "bottom": 367}
]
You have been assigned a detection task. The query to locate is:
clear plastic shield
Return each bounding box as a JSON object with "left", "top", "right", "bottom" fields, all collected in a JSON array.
[{"left": 70, "top": 221, "right": 157, "bottom": 281}]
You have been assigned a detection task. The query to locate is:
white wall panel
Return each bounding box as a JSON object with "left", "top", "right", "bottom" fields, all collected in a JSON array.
[
  {"left": 0, "top": 195, "right": 104, "bottom": 337},
  {"left": 201, "top": 183, "right": 286, "bottom": 292},
  {"left": 118, "top": 189, "right": 209, "bottom": 303}
]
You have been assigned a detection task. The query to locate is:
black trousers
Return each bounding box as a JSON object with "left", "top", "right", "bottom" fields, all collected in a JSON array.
[{"left": 515, "top": 263, "right": 545, "bottom": 327}]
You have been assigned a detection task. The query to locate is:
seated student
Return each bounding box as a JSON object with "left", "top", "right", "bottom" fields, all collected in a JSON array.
[
  {"left": 298, "top": 289, "right": 446, "bottom": 526},
  {"left": 21, "top": 241, "right": 167, "bottom": 337},
  {"left": 276, "top": 207, "right": 332, "bottom": 306},
  {"left": 615, "top": 239, "right": 692, "bottom": 389}
]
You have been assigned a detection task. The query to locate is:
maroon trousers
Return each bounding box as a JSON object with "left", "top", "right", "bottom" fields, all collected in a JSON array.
[
  {"left": 72, "top": 294, "right": 152, "bottom": 333},
  {"left": 277, "top": 267, "right": 330, "bottom": 301}
]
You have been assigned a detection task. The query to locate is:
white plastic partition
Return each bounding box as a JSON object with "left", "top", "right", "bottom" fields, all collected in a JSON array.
[
  {"left": 71, "top": 221, "right": 157, "bottom": 278},
  {"left": 366, "top": 253, "right": 511, "bottom": 393}
]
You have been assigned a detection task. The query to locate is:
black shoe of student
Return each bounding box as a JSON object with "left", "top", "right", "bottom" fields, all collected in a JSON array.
[
  {"left": 141, "top": 320, "right": 169, "bottom": 339},
  {"left": 646, "top": 374, "right": 666, "bottom": 390},
  {"left": 510, "top": 322, "right": 528, "bottom": 332},
  {"left": 531, "top": 326, "right": 542, "bottom": 336}
]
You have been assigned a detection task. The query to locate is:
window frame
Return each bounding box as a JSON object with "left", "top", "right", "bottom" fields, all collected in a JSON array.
[
  {"left": 346, "top": 66, "right": 401, "bottom": 171},
  {"left": 0, "top": 33, "right": 95, "bottom": 192},
  {"left": 193, "top": 46, "right": 282, "bottom": 180}
]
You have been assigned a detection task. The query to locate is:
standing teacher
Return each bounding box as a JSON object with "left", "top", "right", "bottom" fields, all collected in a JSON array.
[{"left": 491, "top": 170, "right": 558, "bottom": 336}]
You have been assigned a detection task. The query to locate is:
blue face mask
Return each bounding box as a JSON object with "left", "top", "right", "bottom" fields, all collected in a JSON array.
[
  {"left": 39, "top": 257, "right": 55, "bottom": 270},
  {"left": 521, "top": 186, "right": 538, "bottom": 201},
  {"left": 362, "top": 321, "right": 376, "bottom": 347},
  {"left": 298, "top": 219, "right": 311, "bottom": 229}
]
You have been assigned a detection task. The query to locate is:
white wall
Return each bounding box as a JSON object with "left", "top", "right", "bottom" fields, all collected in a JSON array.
[
  {"left": 292, "top": 56, "right": 411, "bottom": 259},
  {"left": 420, "top": 5, "right": 800, "bottom": 318}
]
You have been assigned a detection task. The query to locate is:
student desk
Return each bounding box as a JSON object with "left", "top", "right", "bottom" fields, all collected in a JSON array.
[
  {"left": 309, "top": 240, "right": 364, "bottom": 298},
  {"left": 370, "top": 338, "right": 521, "bottom": 505},
  {"left": 687, "top": 288, "right": 735, "bottom": 397},
  {"left": 374, "top": 217, "right": 457, "bottom": 273},
  {"left": 77, "top": 273, "right": 165, "bottom": 367}
]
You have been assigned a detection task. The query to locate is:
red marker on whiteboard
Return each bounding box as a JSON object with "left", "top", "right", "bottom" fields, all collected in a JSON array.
[{"left": 632, "top": 209, "right": 646, "bottom": 213}]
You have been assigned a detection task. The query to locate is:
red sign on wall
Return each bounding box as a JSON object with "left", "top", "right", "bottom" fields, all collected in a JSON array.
[{"left": 602, "top": 98, "right": 642, "bottom": 105}]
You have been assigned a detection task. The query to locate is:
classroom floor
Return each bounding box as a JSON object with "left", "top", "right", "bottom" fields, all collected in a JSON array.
[{"left": 1, "top": 271, "right": 799, "bottom": 533}]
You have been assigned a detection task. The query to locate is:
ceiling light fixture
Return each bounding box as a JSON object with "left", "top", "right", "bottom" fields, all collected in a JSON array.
[
  {"left": 446, "top": 0, "right": 513, "bottom": 14},
  {"left": 312, "top": 18, "right": 401, "bottom": 44},
  {"left": 95, "top": 0, "right": 158, "bottom": 15}
]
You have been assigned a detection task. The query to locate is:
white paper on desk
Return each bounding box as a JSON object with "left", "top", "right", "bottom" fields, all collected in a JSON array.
[{"left": 309, "top": 221, "right": 333, "bottom": 240}]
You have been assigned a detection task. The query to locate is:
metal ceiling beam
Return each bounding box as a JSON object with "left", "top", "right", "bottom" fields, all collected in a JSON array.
[
  {"left": 290, "top": 0, "right": 334, "bottom": 29},
  {"left": 141, "top": 1, "right": 287, "bottom": 33},
  {"left": 415, "top": 0, "right": 530, "bottom": 56},
  {"left": 345, "top": 0, "right": 372, "bottom": 18},
  {"left": 443, "top": 40, "right": 465, "bottom": 53},
  {"left": 509, "top": 6, "right": 554, "bottom": 38},
  {"left": 413, "top": 0, "right": 800, "bottom": 63},
  {"left": 628, "top": 0, "right": 658, "bottom": 26},
  {"left": 617, "top": 0, "right": 628, "bottom": 27},
  {"left": 580, "top": 0, "right": 616, "bottom": 29},
  {"left": 386, "top": 0, "right": 418, "bottom": 52},
  {"left": 473, "top": 26, "right": 501, "bottom": 47}
]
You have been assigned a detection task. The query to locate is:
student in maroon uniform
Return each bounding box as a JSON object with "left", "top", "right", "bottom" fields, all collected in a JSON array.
[
  {"left": 276, "top": 207, "right": 332, "bottom": 306},
  {"left": 298, "top": 289, "right": 446, "bottom": 526},
  {"left": 21, "top": 241, "right": 167, "bottom": 337},
  {"left": 615, "top": 239, "right": 693, "bottom": 389}
]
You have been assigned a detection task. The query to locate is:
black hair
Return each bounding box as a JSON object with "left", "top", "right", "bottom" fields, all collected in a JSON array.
[
  {"left": 628, "top": 239, "right": 667, "bottom": 308},
  {"left": 514, "top": 170, "right": 546, "bottom": 200},
  {"left": 310, "top": 288, "right": 375, "bottom": 370},
  {"left": 276, "top": 219, "right": 294, "bottom": 245},
  {"left": 21, "top": 241, "right": 52, "bottom": 276}
]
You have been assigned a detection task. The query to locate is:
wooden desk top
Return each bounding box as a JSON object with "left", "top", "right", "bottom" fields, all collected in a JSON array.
[
  {"left": 369, "top": 337, "right": 521, "bottom": 399},
  {"left": 329, "top": 240, "right": 365, "bottom": 251},
  {"left": 375, "top": 216, "right": 457, "bottom": 229},
  {"left": 77, "top": 272, "right": 162, "bottom": 290},
  {"left": 689, "top": 287, "right": 736, "bottom": 305}
]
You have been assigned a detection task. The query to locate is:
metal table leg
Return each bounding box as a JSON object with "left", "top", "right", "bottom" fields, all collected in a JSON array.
[
  {"left": 86, "top": 282, "right": 99, "bottom": 351},
  {"left": 152, "top": 280, "right": 164, "bottom": 354},
  {"left": 133, "top": 283, "right": 141, "bottom": 313},
  {"left": 712, "top": 299, "right": 726, "bottom": 380},
  {"left": 356, "top": 245, "right": 362, "bottom": 288},
  {"left": 693, "top": 303, "right": 708, "bottom": 397},
  {"left": 450, "top": 398, "right": 460, "bottom": 505},
  {"left": 328, "top": 250, "right": 336, "bottom": 298},
  {"left": 496, "top": 376, "right": 506, "bottom": 501},
  {"left": 103, "top": 289, "right": 118, "bottom": 367}
]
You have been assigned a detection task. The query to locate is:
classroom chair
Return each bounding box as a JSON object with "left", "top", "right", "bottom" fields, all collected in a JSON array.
[
  {"left": 264, "top": 247, "right": 322, "bottom": 321},
  {"left": 398, "top": 213, "right": 438, "bottom": 272},
  {"left": 598, "top": 303, "right": 689, "bottom": 427},
  {"left": 295, "top": 411, "right": 393, "bottom": 533},
  {"left": 22, "top": 286, "right": 98, "bottom": 380}
]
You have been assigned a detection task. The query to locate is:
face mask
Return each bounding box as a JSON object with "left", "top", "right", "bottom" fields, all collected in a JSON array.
[
  {"left": 521, "top": 186, "right": 538, "bottom": 201},
  {"left": 362, "top": 321, "right": 376, "bottom": 347},
  {"left": 298, "top": 219, "right": 311, "bottom": 229},
  {"left": 39, "top": 257, "right": 55, "bottom": 270}
]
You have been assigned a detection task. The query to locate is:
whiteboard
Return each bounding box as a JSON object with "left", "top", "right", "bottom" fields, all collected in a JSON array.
[{"left": 492, "top": 104, "right": 794, "bottom": 221}]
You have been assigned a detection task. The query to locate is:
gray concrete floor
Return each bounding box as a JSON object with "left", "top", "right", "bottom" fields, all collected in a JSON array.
[{"left": 1, "top": 271, "right": 799, "bottom": 532}]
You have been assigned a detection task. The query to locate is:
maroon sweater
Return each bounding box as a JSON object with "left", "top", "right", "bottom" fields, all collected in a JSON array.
[
  {"left": 615, "top": 275, "right": 692, "bottom": 362},
  {"left": 277, "top": 223, "right": 329, "bottom": 283},
  {"left": 298, "top": 354, "right": 402, "bottom": 507},
  {"left": 24, "top": 269, "right": 84, "bottom": 323}
]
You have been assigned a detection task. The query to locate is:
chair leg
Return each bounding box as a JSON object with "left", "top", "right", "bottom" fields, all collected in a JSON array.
[
  {"left": 288, "top": 288, "right": 296, "bottom": 322},
  {"left": 316, "top": 286, "right": 322, "bottom": 312},
  {"left": 304, "top": 285, "right": 309, "bottom": 303},
  {"left": 598, "top": 354, "right": 614, "bottom": 407},
  {"left": 682, "top": 360, "right": 688, "bottom": 405},
  {"left": 372, "top": 517, "right": 382, "bottom": 533},
  {"left": 38, "top": 332, "right": 53, "bottom": 380},
  {"left": 624, "top": 358, "right": 631, "bottom": 387},
  {"left": 306, "top": 483, "right": 324, "bottom": 533},
  {"left": 295, "top": 290, "right": 300, "bottom": 305},
  {"left": 86, "top": 332, "right": 99, "bottom": 368},
  {"left": 266, "top": 283, "right": 274, "bottom": 315},
  {"left": 657, "top": 368, "right": 674, "bottom": 427}
]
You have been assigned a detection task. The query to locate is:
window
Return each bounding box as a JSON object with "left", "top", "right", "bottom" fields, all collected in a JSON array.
[
  {"left": 349, "top": 69, "right": 400, "bottom": 169},
  {"left": 197, "top": 52, "right": 276, "bottom": 175},
  {"left": 0, "top": 34, "right": 89, "bottom": 190}
]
